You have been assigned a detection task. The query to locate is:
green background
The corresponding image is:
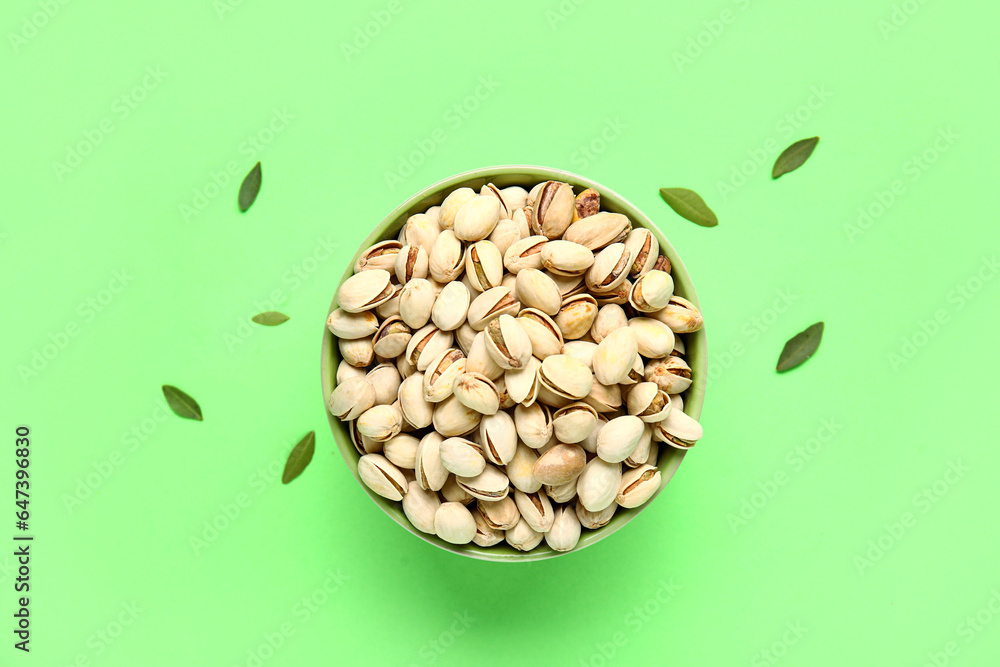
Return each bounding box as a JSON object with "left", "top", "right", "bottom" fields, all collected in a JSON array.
[{"left": 4, "top": 0, "right": 999, "bottom": 664}]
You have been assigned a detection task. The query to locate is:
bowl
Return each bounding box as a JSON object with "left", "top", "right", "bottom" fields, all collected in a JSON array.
[{"left": 321, "top": 165, "right": 706, "bottom": 561}]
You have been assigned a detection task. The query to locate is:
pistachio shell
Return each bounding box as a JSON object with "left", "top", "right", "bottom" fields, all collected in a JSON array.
[
  {"left": 467, "top": 286, "right": 520, "bottom": 331},
  {"left": 440, "top": 187, "right": 477, "bottom": 230},
  {"left": 624, "top": 424, "right": 654, "bottom": 467},
  {"left": 428, "top": 229, "right": 465, "bottom": 283},
  {"left": 514, "top": 402, "right": 553, "bottom": 450},
  {"left": 422, "top": 348, "right": 466, "bottom": 403},
  {"left": 402, "top": 214, "right": 441, "bottom": 253},
  {"left": 563, "top": 211, "right": 631, "bottom": 250},
  {"left": 465, "top": 331, "right": 505, "bottom": 381},
  {"left": 503, "top": 235, "right": 548, "bottom": 274},
  {"left": 651, "top": 296, "right": 704, "bottom": 333},
  {"left": 455, "top": 195, "right": 502, "bottom": 242},
  {"left": 516, "top": 309, "right": 564, "bottom": 360},
  {"left": 514, "top": 489, "right": 555, "bottom": 533},
  {"left": 384, "top": 434, "right": 420, "bottom": 470},
  {"left": 432, "top": 394, "right": 482, "bottom": 437},
  {"left": 398, "top": 279, "right": 436, "bottom": 329},
  {"left": 539, "top": 354, "right": 594, "bottom": 401},
  {"left": 576, "top": 457, "right": 623, "bottom": 512},
  {"left": 477, "top": 495, "right": 519, "bottom": 531},
  {"left": 372, "top": 316, "right": 412, "bottom": 358},
  {"left": 457, "top": 465, "right": 510, "bottom": 501},
  {"left": 654, "top": 408, "right": 703, "bottom": 449},
  {"left": 357, "top": 404, "right": 403, "bottom": 442},
  {"left": 507, "top": 443, "right": 542, "bottom": 493},
  {"left": 590, "top": 304, "right": 628, "bottom": 343},
  {"left": 453, "top": 372, "right": 500, "bottom": 415},
  {"left": 645, "top": 355, "right": 693, "bottom": 394},
  {"left": 358, "top": 453, "right": 407, "bottom": 501},
  {"left": 562, "top": 340, "right": 597, "bottom": 369},
  {"left": 339, "top": 337, "right": 374, "bottom": 368},
  {"left": 327, "top": 377, "right": 376, "bottom": 421},
  {"left": 337, "top": 269, "right": 395, "bottom": 313},
  {"left": 587, "top": 243, "right": 633, "bottom": 293},
  {"left": 434, "top": 502, "right": 477, "bottom": 544},
  {"left": 530, "top": 181, "right": 576, "bottom": 239},
  {"left": 327, "top": 308, "right": 379, "bottom": 339},
  {"left": 484, "top": 314, "right": 533, "bottom": 370},
  {"left": 337, "top": 359, "right": 367, "bottom": 384},
  {"left": 365, "top": 363, "right": 402, "bottom": 406},
  {"left": 394, "top": 244, "right": 429, "bottom": 284},
  {"left": 596, "top": 415, "right": 645, "bottom": 463},
  {"left": 582, "top": 380, "right": 623, "bottom": 414},
  {"left": 488, "top": 219, "right": 521, "bottom": 257},
  {"left": 592, "top": 326, "right": 639, "bottom": 385},
  {"left": 506, "top": 518, "right": 544, "bottom": 551},
  {"left": 439, "top": 437, "right": 487, "bottom": 477},
  {"left": 479, "top": 410, "right": 517, "bottom": 465},
  {"left": 402, "top": 481, "right": 440, "bottom": 534},
  {"left": 405, "top": 324, "right": 454, "bottom": 372},
  {"left": 415, "top": 432, "right": 449, "bottom": 491},
  {"left": 464, "top": 240, "right": 504, "bottom": 292},
  {"left": 576, "top": 500, "right": 617, "bottom": 529},
  {"left": 554, "top": 294, "right": 599, "bottom": 340},
  {"left": 616, "top": 464, "right": 662, "bottom": 508},
  {"left": 354, "top": 240, "right": 402, "bottom": 273},
  {"left": 628, "top": 317, "right": 676, "bottom": 359},
  {"left": 626, "top": 382, "right": 672, "bottom": 423},
  {"left": 397, "top": 373, "right": 433, "bottom": 429},
  {"left": 552, "top": 402, "right": 599, "bottom": 444},
  {"left": 471, "top": 505, "right": 505, "bottom": 547},
  {"left": 541, "top": 240, "right": 596, "bottom": 277},
  {"left": 630, "top": 270, "right": 674, "bottom": 313},
  {"left": 623, "top": 228, "right": 659, "bottom": 278},
  {"left": 544, "top": 505, "right": 582, "bottom": 552},
  {"left": 431, "top": 281, "right": 470, "bottom": 331},
  {"left": 532, "top": 443, "right": 586, "bottom": 486}
]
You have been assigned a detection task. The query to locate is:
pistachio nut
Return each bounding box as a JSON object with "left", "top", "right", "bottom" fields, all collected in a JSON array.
[
  {"left": 506, "top": 518, "right": 544, "bottom": 551},
  {"left": 592, "top": 326, "right": 639, "bottom": 385},
  {"left": 376, "top": 284, "right": 403, "bottom": 319},
  {"left": 402, "top": 481, "right": 440, "bottom": 534},
  {"left": 398, "top": 278, "right": 436, "bottom": 329},
  {"left": 554, "top": 294, "right": 599, "bottom": 340},
  {"left": 511, "top": 207, "right": 531, "bottom": 239},
  {"left": 516, "top": 309, "right": 564, "bottom": 360},
  {"left": 541, "top": 240, "right": 596, "bottom": 277},
  {"left": 590, "top": 304, "right": 627, "bottom": 343},
  {"left": 428, "top": 229, "right": 465, "bottom": 283},
  {"left": 586, "top": 243, "right": 632, "bottom": 293},
  {"left": 384, "top": 434, "right": 420, "bottom": 470},
  {"left": 339, "top": 336, "right": 374, "bottom": 368},
  {"left": 464, "top": 240, "right": 504, "bottom": 292},
  {"left": 337, "top": 359, "right": 367, "bottom": 384},
  {"left": 354, "top": 240, "right": 402, "bottom": 273},
  {"left": 398, "top": 372, "right": 433, "bottom": 429},
  {"left": 394, "top": 244, "right": 429, "bottom": 284},
  {"left": 434, "top": 502, "right": 477, "bottom": 545},
  {"left": 503, "top": 235, "right": 548, "bottom": 274},
  {"left": 358, "top": 453, "right": 408, "bottom": 501},
  {"left": 502, "top": 185, "right": 528, "bottom": 213},
  {"left": 350, "top": 419, "right": 380, "bottom": 456},
  {"left": 626, "top": 382, "right": 672, "bottom": 423},
  {"left": 505, "top": 356, "right": 541, "bottom": 406},
  {"left": 415, "top": 432, "right": 449, "bottom": 491},
  {"left": 594, "top": 279, "right": 632, "bottom": 307},
  {"left": 430, "top": 281, "right": 470, "bottom": 332},
  {"left": 432, "top": 394, "right": 482, "bottom": 437},
  {"left": 457, "top": 465, "right": 510, "bottom": 501},
  {"left": 574, "top": 188, "right": 600, "bottom": 221},
  {"left": 654, "top": 408, "right": 703, "bottom": 450},
  {"left": 465, "top": 331, "right": 504, "bottom": 381},
  {"left": 455, "top": 194, "right": 501, "bottom": 242},
  {"left": 552, "top": 402, "right": 599, "bottom": 444},
  {"left": 402, "top": 213, "right": 441, "bottom": 254},
  {"left": 576, "top": 500, "right": 617, "bottom": 529},
  {"left": 514, "top": 402, "right": 553, "bottom": 450},
  {"left": 455, "top": 321, "right": 478, "bottom": 355},
  {"left": 576, "top": 457, "right": 623, "bottom": 512},
  {"left": 623, "top": 424, "right": 654, "bottom": 467},
  {"left": 477, "top": 495, "right": 519, "bottom": 531},
  {"left": 371, "top": 316, "right": 412, "bottom": 359},
  {"left": 452, "top": 372, "right": 500, "bottom": 415},
  {"left": 645, "top": 355, "right": 693, "bottom": 394},
  {"left": 327, "top": 308, "right": 379, "bottom": 339},
  {"left": 507, "top": 442, "right": 542, "bottom": 493},
  {"left": 653, "top": 254, "right": 672, "bottom": 274},
  {"left": 488, "top": 218, "right": 520, "bottom": 257},
  {"left": 629, "top": 270, "right": 674, "bottom": 313},
  {"left": 467, "top": 286, "right": 520, "bottom": 331},
  {"left": 544, "top": 505, "right": 582, "bottom": 552},
  {"left": 531, "top": 181, "right": 576, "bottom": 239},
  {"left": 562, "top": 340, "right": 597, "bottom": 369},
  {"left": 422, "top": 348, "right": 466, "bottom": 403},
  {"left": 327, "top": 377, "right": 376, "bottom": 421},
  {"left": 484, "top": 314, "right": 533, "bottom": 370},
  {"left": 471, "top": 506, "right": 505, "bottom": 547},
  {"left": 616, "top": 464, "right": 662, "bottom": 509},
  {"left": 515, "top": 268, "right": 563, "bottom": 316},
  {"left": 532, "top": 443, "right": 586, "bottom": 486},
  {"left": 534, "top": 379, "right": 574, "bottom": 410},
  {"left": 628, "top": 317, "right": 676, "bottom": 359},
  {"left": 439, "top": 437, "right": 487, "bottom": 478},
  {"left": 539, "top": 354, "right": 594, "bottom": 401},
  {"left": 404, "top": 324, "right": 453, "bottom": 372},
  {"left": 651, "top": 295, "right": 704, "bottom": 333},
  {"left": 441, "top": 475, "right": 475, "bottom": 505},
  {"left": 564, "top": 211, "right": 631, "bottom": 250},
  {"left": 623, "top": 228, "right": 659, "bottom": 278},
  {"left": 582, "top": 380, "right": 623, "bottom": 414},
  {"left": 337, "top": 269, "right": 395, "bottom": 313},
  {"left": 479, "top": 410, "right": 517, "bottom": 465},
  {"left": 514, "top": 489, "right": 554, "bottom": 533},
  {"left": 365, "top": 363, "right": 402, "bottom": 406},
  {"left": 357, "top": 404, "right": 403, "bottom": 442},
  {"left": 595, "top": 415, "right": 644, "bottom": 463},
  {"left": 440, "top": 187, "right": 477, "bottom": 230}
]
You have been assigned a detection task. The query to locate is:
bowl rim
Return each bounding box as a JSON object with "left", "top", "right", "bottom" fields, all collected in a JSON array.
[{"left": 321, "top": 165, "right": 706, "bottom": 562}]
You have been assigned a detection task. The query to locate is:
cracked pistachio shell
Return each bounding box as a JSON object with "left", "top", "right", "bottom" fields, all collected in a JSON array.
[
  {"left": 434, "top": 502, "right": 477, "bottom": 544},
  {"left": 358, "top": 453, "right": 408, "bottom": 501},
  {"left": 548, "top": 480, "right": 581, "bottom": 505},
  {"left": 404, "top": 324, "right": 453, "bottom": 372},
  {"left": 587, "top": 243, "right": 633, "bottom": 294},
  {"left": 455, "top": 194, "right": 501, "bottom": 242},
  {"left": 455, "top": 322, "right": 478, "bottom": 355},
  {"left": 422, "top": 348, "right": 466, "bottom": 403},
  {"left": 621, "top": 354, "right": 645, "bottom": 386},
  {"left": 398, "top": 279, "right": 436, "bottom": 329},
  {"left": 531, "top": 181, "right": 576, "bottom": 239},
  {"left": 440, "top": 187, "right": 477, "bottom": 230},
  {"left": 439, "top": 437, "right": 487, "bottom": 477},
  {"left": 654, "top": 408, "right": 703, "bottom": 450},
  {"left": 573, "top": 187, "right": 600, "bottom": 220},
  {"left": 507, "top": 443, "right": 542, "bottom": 494},
  {"left": 515, "top": 268, "right": 562, "bottom": 316},
  {"left": 505, "top": 356, "right": 541, "bottom": 406},
  {"left": 465, "top": 331, "right": 504, "bottom": 381},
  {"left": 453, "top": 372, "right": 500, "bottom": 415},
  {"left": 590, "top": 304, "right": 628, "bottom": 344},
  {"left": 514, "top": 489, "right": 554, "bottom": 533},
  {"left": 576, "top": 457, "right": 622, "bottom": 512},
  {"left": 488, "top": 218, "right": 521, "bottom": 257},
  {"left": 357, "top": 404, "right": 403, "bottom": 442},
  {"left": 431, "top": 281, "right": 470, "bottom": 332},
  {"left": 398, "top": 373, "right": 433, "bottom": 429},
  {"left": 593, "top": 327, "right": 639, "bottom": 386},
  {"left": 514, "top": 403, "right": 553, "bottom": 450},
  {"left": 539, "top": 354, "right": 594, "bottom": 401},
  {"left": 630, "top": 270, "right": 674, "bottom": 313},
  {"left": 554, "top": 294, "right": 599, "bottom": 340},
  {"left": 629, "top": 317, "right": 676, "bottom": 359},
  {"left": 480, "top": 183, "right": 510, "bottom": 219},
  {"left": 651, "top": 296, "right": 704, "bottom": 333},
  {"left": 503, "top": 235, "right": 548, "bottom": 274},
  {"left": 624, "top": 424, "right": 654, "bottom": 467},
  {"left": 327, "top": 377, "right": 376, "bottom": 421},
  {"left": 415, "top": 432, "right": 449, "bottom": 491},
  {"left": 544, "top": 505, "right": 582, "bottom": 552},
  {"left": 617, "top": 464, "right": 662, "bottom": 509},
  {"left": 339, "top": 337, "right": 374, "bottom": 368},
  {"left": 402, "top": 481, "right": 440, "bottom": 534},
  {"left": 596, "top": 415, "right": 645, "bottom": 463},
  {"left": 428, "top": 229, "right": 465, "bottom": 283},
  {"left": 627, "top": 383, "right": 673, "bottom": 423},
  {"left": 541, "top": 240, "right": 596, "bottom": 277},
  {"left": 337, "top": 269, "right": 395, "bottom": 313},
  {"left": 484, "top": 314, "right": 533, "bottom": 370},
  {"left": 562, "top": 340, "right": 597, "bottom": 369},
  {"left": 534, "top": 378, "right": 577, "bottom": 411},
  {"left": 376, "top": 284, "right": 403, "bottom": 319},
  {"left": 471, "top": 505, "right": 505, "bottom": 547},
  {"left": 516, "top": 309, "right": 564, "bottom": 360},
  {"left": 595, "top": 279, "right": 631, "bottom": 307},
  {"left": 384, "top": 434, "right": 420, "bottom": 470},
  {"left": 441, "top": 475, "right": 475, "bottom": 504},
  {"left": 576, "top": 500, "right": 617, "bottom": 529},
  {"left": 506, "top": 518, "right": 543, "bottom": 551},
  {"left": 477, "top": 495, "right": 519, "bottom": 531},
  {"left": 467, "top": 286, "right": 520, "bottom": 331},
  {"left": 582, "top": 380, "right": 623, "bottom": 414},
  {"left": 564, "top": 211, "right": 631, "bottom": 250},
  {"left": 533, "top": 443, "right": 586, "bottom": 486},
  {"left": 402, "top": 214, "right": 441, "bottom": 254},
  {"left": 457, "top": 464, "right": 510, "bottom": 501},
  {"left": 511, "top": 207, "right": 531, "bottom": 239},
  {"left": 549, "top": 271, "right": 587, "bottom": 299},
  {"left": 432, "top": 394, "right": 482, "bottom": 438},
  {"left": 337, "top": 359, "right": 367, "bottom": 384},
  {"left": 366, "top": 363, "right": 402, "bottom": 406},
  {"left": 464, "top": 240, "right": 503, "bottom": 292},
  {"left": 624, "top": 228, "right": 660, "bottom": 278},
  {"left": 372, "top": 317, "right": 412, "bottom": 359},
  {"left": 354, "top": 240, "right": 402, "bottom": 273},
  {"left": 327, "top": 308, "right": 379, "bottom": 339},
  {"left": 394, "top": 244, "right": 429, "bottom": 284},
  {"left": 479, "top": 410, "right": 517, "bottom": 465},
  {"left": 552, "top": 402, "right": 599, "bottom": 444},
  {"left": 645, "top": 355, "right": 693, "bottom": 394}
]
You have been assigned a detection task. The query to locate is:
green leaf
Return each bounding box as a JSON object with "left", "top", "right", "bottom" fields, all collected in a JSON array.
[
  {"left": 776, "top": 322, "right": 825, "bottom": 372},
  {"left": 238, "top": 162, "right": 262, "bottom": 212},
  {"left": 251, "top": 311, "right": 289, "bottom": 326},
  {"left": 161, "top": 385, "right": 203, "bottom": 421},
  {"left": 658, "top": 188, "right": 718, "bottom": 227},
  {"left": 282, "top": 431, "right": 316, "bottom": 484},
  {"left": 772, "top": 137, "right": 819, "bottom": 179}
]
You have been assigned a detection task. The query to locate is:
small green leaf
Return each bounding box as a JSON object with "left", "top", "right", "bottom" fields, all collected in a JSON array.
[
  {"left": 251, "top": 311, "right": 289, "bottom": 326},
  {"left": 659, "top": 188, "right": 718, "bottom": 227},
  {"left": 282, "top": 431, "right": 316, "bottom": 484},
  {"left": 239, "top": 162, "right": 262, "bottom": 212},
  {"left": 161, "top": 385, "right": 203, "bottom": 421},
  {"left": 776, "top": 322, "right": 824, "bottom": 372},
  {"left": 772, "top": 137, "right": 819, "bottom": 179}
]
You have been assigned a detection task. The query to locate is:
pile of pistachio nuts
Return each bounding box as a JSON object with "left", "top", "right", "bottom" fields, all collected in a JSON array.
[{"left": 326, "top": 180, "right": 704, "bottom": 553}]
